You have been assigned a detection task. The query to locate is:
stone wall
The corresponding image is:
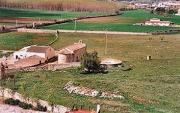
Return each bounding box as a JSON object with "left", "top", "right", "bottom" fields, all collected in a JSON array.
[
  {"left": 64, "top": 81, "right": 124, "bottom": 99},
  {"left": 0, "top": 86, "right": 70, "bottom": 113}
]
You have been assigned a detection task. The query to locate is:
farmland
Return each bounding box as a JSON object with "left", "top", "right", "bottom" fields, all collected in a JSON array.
[
  {"left": 0, "top": 1, "right": 180, "bottom": 113},
  {"left": 3, "top": 32, "right": 180, "bottom": 113},
  {"left": 42, "top": 10, "right": 180, "bottom": 32},
  {"left": 0, "top": 8, "right": 105, "bottom": 20}
]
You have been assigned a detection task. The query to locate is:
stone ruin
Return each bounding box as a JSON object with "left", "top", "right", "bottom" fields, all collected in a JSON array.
[{"left": 64, "top": 81, "right": 124, "bottom": 99}]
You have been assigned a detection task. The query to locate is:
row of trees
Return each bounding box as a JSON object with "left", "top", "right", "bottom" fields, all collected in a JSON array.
[
  {"left": 152, "top": 7, "right": 178, "bottom": 15},
  {"left": 0, "top": 0, "right": 119, "bottom": 13}
]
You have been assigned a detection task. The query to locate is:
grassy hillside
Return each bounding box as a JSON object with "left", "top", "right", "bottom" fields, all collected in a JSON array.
[
  {"left": 0, "top": 32, "right": 56, "bottom": 50},
  {"left": 0, "top": 0, "right": 119, "bottom": 12},
  {"left": 3, "top": 33, "right": 180, "bottom": 113}
]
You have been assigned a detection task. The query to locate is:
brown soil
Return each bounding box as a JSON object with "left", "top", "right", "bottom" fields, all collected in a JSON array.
[
  {"left": 79, "top": 17, "right": 136, "bottom": 24},
  {"left": 0, "top": 17, "right": 53, "bottom": 24},
  {"left": 130, "top": 95, "right": 159, "bottom": 105}
]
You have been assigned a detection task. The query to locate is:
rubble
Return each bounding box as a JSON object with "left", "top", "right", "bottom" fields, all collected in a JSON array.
[{"left": 64, "top": 81, "right": 124, "bottom": 99}]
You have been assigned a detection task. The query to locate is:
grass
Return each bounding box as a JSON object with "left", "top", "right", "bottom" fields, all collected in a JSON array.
[
  {"left": 0, "top": 32, "right": 56, "bottom": 50},
  {"left": 121, "top": 10, "right": 180, "bottom": 24},
  {"left": 0, "top": 8, "right": 106, "bottom": 20},
  {"left": 41, "top": 22, "right": 175, "bottom": 32},
  {"left": 2, "top": 32, "right": 180, "bottom": 113},
  {"left": 41, "top": 9, "right": 180, "bottom": 32}
]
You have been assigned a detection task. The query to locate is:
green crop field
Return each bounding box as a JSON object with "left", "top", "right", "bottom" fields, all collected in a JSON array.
[
  {"left": 0, "top": 32, "right": 56, "bottom": 50},
  {"left": 41, "top": 10, "right": 180, "bottom": 32},
  {"left": 42, "top": 22, "right": 175, "bottom": 32},
  {"left": 3, "top": 32, "right": 180, "bottom": 113},
  {"left": 0, "top": 8, "right": 105, "bottom": 20},
  {"left": 121, "top": 10, "right": 180, "bottom": 24},
  {"left": 0, "top": 8, "right": 179, "bottom": 32}
]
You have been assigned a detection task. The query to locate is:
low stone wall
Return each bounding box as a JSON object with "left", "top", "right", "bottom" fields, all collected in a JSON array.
[
  {"left": 0, "top": 86, "right": 69, "bottom": 113},
  {"left": 48, "top": 62, "right": 80, "bottom": 70},
  {"left": 64, "top": 81, "right": 124, "bottom": 99}
]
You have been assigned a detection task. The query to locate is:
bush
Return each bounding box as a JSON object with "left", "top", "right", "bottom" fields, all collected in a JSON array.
[
  {"left": 5, "top": 98, "right": 32, "bottom": 110},
  {"left": 4, "top": 98, "right": 20, "bottom": 105},
  {"left": 81, "top": 51, "right": 107, "bottom": 74},
  {"left": 35, "top": 103, "right": 47, "bottom": 112},
  {"left": 18, "top": 102, "right": 33, "bottom": 109}
]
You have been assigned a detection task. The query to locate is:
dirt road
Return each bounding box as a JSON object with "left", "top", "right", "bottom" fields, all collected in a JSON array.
[{"left": 17, "top": 28, "right": 151, "bottom": 35}]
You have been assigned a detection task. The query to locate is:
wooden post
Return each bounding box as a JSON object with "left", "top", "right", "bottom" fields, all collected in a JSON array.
[
  {"left": 74, "top": 20, "right": 77, "bottom": 31},
  {"left": 147, "top": 55, "right": 152, "bottom": 60}
]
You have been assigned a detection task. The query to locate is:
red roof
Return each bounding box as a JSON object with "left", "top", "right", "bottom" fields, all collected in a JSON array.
[
  {"left": 58, "top": 43, "right": 86, "bottom": 55},
  {"left": 27, "top": 46, "right": 50, "bottom": 53},
  {"left": 14, "top": 55, "right": 45, "bottom": 68}
]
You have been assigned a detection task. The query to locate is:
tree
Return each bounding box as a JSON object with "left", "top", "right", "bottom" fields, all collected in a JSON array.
[
  {"left": 81, "top": 51, "right": 106, "bottom": 74},
  {"left": 168, "top": 9, "right": 178, "bottom": 14}
]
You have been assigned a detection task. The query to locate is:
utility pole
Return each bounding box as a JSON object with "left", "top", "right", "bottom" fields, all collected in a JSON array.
[
  {"left": 74, "top": 20, "right": 77, "bottom": 31},
  {"left": 104, "top": 29, "right": 108, "bottom": 55},
  {"left": 15, "top": 20, "right": 18, "bottom": 27}
]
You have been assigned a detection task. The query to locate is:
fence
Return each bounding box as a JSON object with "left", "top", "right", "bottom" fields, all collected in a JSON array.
[{"left": 0, "top": 86, "right": 69, "bottom": 113}]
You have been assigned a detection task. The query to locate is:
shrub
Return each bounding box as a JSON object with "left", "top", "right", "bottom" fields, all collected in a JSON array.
[
  {"left": 35, "top": 103, "right": 47, "bottom": 112},
  {"left": 4, "top": 98, "right": 20, "bottom": 105},
  {"left": 5, "top": 98, "right": 33, "bottom": 110},
  {"left": 18, "top": 102, "right": 33, "bottom": 109},
  {"left": 81, "top": 51, "right": 107, "bottom": 74}
]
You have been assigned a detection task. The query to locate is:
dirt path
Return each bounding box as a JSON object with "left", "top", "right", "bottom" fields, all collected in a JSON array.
[{"left": 17, "top": 28, "right": 151, "bottom": 35}]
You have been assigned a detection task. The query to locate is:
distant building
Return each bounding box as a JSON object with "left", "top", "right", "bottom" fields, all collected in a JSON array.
[
  {"left": 175, "top": 9, "right": 180, "bottom": 16},
  {"left": 134, "top": 3, "right": 150, "bottom": 9},
  {"left": 13, "top": 45, "right": 55, "bottom": 61},
  {"left": 154, "top": 1, "right": 180, "bottom": 9},
  {"left": 58, "top": 40, "right": 86, "bottom": 64},
  {"left": 145, "top": 18, "right": 174, "bottom": 26}
]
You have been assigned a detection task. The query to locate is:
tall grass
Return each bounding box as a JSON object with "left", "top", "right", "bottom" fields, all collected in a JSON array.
[{"left": 0, "top": 0, "right": 119, "bottom": 13}]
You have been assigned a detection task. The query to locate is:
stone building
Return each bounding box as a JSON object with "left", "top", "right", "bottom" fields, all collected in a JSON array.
[
  {"left": 13, "top": 45, "right": 55, "bottom": 61},
  {"left": 58, "top": 41, "right": 86, "bottom": 64}
]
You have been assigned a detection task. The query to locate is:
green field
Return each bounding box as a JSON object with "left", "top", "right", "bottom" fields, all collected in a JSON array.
[
  {"left": 41, "top": 10, "right": 180, "bottom": 32},
  {"left": 42, "top": 22, "right": 175, "bottom": 32},
  {"left": 0, "top": 8, "right": 105, "bottom": 20},
  {"left": 121, "top": 10, "right": 180, "bottom": 24},
  {"left": 0, "top": 32, "right": 56, "bottom": 50},
  {"left": 3, "top": 32, "right": 180, "bottom": 113}
]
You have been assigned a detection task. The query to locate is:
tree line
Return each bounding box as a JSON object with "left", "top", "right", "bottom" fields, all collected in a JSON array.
[{"left": 0, "top": 0, "right": 120, "bottom": 13}]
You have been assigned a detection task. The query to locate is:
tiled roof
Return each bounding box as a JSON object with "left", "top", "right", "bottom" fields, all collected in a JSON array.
[
  {"left": 59, "top": 43, "right": 86, "bottom": 54},
  {"left": 14, "top": 55, "right": 45, "bottom": 68},
  {"left": 27, "top": 46, "right": 50, "bottom": 53}
]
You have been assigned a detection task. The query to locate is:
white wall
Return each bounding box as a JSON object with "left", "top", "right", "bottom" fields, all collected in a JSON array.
[
  {"left": 13, "top": 51, "right": 27, "bottom": 59},
  {"left": 58, "top": 54, "right": 67, "bottom": 64}
]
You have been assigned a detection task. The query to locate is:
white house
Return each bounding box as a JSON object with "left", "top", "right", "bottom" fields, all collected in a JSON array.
[
  {"left": 175, "top": 9, "right": 180, "bottom": 16},
  {"left": 145, "top": 18, "right": 174, "bottom": 26},
  {"left": 13, "top": 45, "right": 55, "bottom": 61}
]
